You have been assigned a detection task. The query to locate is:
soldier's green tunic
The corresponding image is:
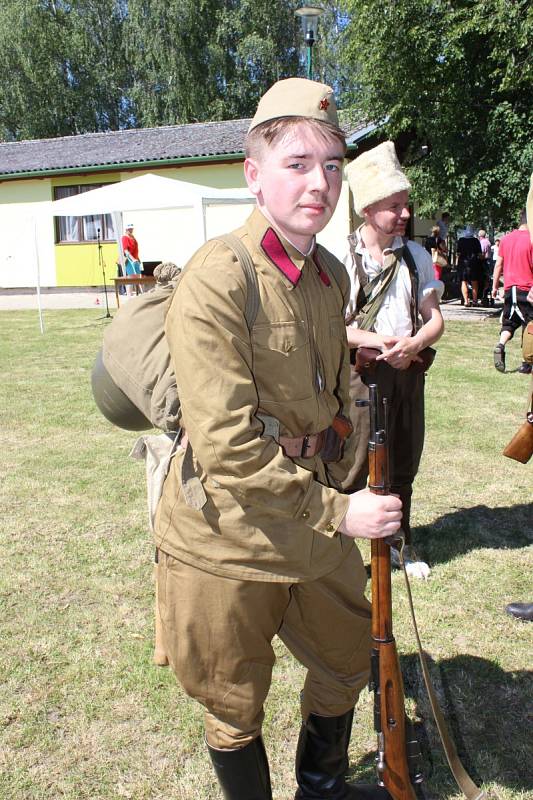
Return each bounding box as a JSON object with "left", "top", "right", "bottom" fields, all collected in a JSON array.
[{"left": 155, "top": 207, "right": 356, "bottom": 582}]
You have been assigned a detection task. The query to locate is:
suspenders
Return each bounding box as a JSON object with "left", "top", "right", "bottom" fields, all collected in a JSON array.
[{"left": 349, "top": 236, "right": 420, "bottom": 334}]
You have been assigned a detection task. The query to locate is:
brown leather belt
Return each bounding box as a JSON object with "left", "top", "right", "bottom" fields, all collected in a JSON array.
[{"left": 279, "top": 430, "right": 326, "bottom": 459}]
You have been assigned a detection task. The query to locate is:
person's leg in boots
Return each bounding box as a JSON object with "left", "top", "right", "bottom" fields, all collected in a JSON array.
[
  {"left": 494, "top": 330, "right": 512, "bottom": 372},
  {"left": 206, "top": 725, "right": 272, "bottom": 800},
  {"left": 157, "top": 552, "right": 291, "bottom": 799},
  {"left": 279, "top": 546, "right": 374, "bottom": 798},
  {"left": 494, "top": 289, "right": 520, "bottom": 372}
]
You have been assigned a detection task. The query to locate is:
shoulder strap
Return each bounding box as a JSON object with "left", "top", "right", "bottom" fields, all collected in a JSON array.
[
  {"left": 401, "top": 240, "right": 420, "bottom": 334},
  {"left": 399, "top": 546, "right": 486, "bottom": 800},
  {"left": 216, "top": 233, "right": 260, "bottom": 330},
  {"left": 180, "top": 233, "right": 260, "bottom": 508},
  {"left": 356, "top": 254, "right": 403, "bottom": 331}
]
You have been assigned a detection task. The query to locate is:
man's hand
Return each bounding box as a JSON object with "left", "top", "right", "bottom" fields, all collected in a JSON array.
[
  {"left": 338, "top": 488, "right": 402, "bottom": 539},
  {"left": 376, "top": 337, "right": 422, "bottom": 370},
  {"left": 378, "top": 335, "right": 400, "bottom": 351}
]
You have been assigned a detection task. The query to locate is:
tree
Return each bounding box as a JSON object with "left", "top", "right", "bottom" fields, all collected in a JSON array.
[
  {"left": 125, "top": 0, "right": 302, "bottom": 126},
  {"left": 124, "top": 0, "right": 216, "bottom": 126},
  {"left": 0, "top": 0, "right": 347, "bottom": 139},
  {"left": 341, "top": 0, "right": 533, "bottom": 229},
  {"left": 206, "top": 0, "right": 300, "bottom": 121},
  {"left": 0, "top": 0, "right": 131, "bottom": 141}
]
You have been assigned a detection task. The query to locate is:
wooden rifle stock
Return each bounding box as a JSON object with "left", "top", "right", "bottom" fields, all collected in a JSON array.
[
  {"left": 502, "top": 415, "right": 533, "bottom": 463},
  {"left": 365, "top": 384, "right": 422, "bottom": 800}
]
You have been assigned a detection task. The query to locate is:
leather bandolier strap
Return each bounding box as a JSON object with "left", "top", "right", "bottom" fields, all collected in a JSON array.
[{"left": 398, "top": 542, "right": 486, "bottom": 800}]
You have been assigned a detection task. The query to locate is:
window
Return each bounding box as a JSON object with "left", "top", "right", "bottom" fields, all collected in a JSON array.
[{"left": 54, "top": 184, "right": 116, "bottom": 243}]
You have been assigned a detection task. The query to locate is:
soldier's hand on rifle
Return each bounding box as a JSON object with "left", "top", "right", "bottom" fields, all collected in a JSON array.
[
  {"left": 376, "top": 337, "right": 423, "bottom": 370},
  {"left": 338, "top": 489, "right": 402, "bottom": 539}
]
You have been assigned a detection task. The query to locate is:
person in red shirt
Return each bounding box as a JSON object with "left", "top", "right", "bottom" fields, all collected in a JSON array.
[
  {"left": 492, "top": 209, "right": 533, "bottom": 374},
  {"left": 121, "top": 223, "right": 142, "bottom": 296}
]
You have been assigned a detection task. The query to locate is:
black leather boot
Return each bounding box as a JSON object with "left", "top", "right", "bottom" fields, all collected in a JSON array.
[
  {"left": 207, "top": 736, "right": 273, "bottom": 800},
  {"left": 505, "top": 602, "right": 533, "bottom": 621},
  {"left": 294, "top": 710, "right": 390, "bottom": 800}
]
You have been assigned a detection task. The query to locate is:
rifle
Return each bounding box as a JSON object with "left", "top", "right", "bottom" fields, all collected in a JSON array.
[
  {"left": 503, "top": 416, "right": 533, "bottom": 463},
  {"left": 359, "top": 383, "right": 423, "bottom": 800},
  {"left": 358, "top": 385, "right": 486, "bottom": 800},
  {"left": 503, "top": 389, "right": 533, "bottom": 462}
]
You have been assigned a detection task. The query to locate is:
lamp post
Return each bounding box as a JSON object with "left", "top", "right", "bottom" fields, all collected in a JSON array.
[{"left": 295, "top": 6, "right": 323, "bottom": 80}]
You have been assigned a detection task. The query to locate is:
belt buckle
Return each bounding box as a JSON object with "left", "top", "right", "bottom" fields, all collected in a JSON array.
[{"left": 301, "top": 434, "right": 312, "bottom": 458}]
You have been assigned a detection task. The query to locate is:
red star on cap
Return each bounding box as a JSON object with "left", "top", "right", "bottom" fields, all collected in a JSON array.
[{"left": 319, "top": 97, "right": 330, "bottom": 111}]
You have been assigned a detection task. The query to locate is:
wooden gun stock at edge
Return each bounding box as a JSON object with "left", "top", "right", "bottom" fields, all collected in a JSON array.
[{"left": 503, "top": 416, "right": 533, "bottom": 464}]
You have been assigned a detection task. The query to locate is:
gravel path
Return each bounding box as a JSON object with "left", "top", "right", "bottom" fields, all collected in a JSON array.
[
  {"left": 439, "top": 299, "right": 502, "bottom": 322},
  {"left": 0, "top": 288, "right": 118, "bottom": 311},
  {"left": 0, "top": 289, "right": 503, "bottom": 320}
]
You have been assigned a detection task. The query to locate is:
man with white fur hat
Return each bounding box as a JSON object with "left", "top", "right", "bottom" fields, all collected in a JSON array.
[{"left": 341, "top": 141, "right": 445, "bottom": 579}]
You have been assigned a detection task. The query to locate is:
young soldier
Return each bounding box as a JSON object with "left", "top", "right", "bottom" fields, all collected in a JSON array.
[
  {"left": 154, "top": 79, "right": 402, "bottom": 799},
  {"left": 341, "top": 142, "right": 444, "bottom": 580}
]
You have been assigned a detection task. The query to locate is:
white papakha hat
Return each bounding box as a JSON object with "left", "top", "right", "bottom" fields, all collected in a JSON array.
[
  {"left": 527, "top": 172, "right": 533, "bottom": 242},
  {"left": 248, "top": 78, "right": 339, "bottom": 132},
  {"left": 345, "top": 141, "right": 412, "bottom": 216}
]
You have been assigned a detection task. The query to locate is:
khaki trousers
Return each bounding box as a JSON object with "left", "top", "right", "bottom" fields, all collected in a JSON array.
[
  {"left": 157, "top": 545, "right": 371, "bottom": 749},
  {"left": 342, "top": 363, "right": 425, "bottom": 541}
]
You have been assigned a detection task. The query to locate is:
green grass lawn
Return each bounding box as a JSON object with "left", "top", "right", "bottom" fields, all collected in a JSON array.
[{"left": 0, "top": 309, "right": 531, "bottom": 800}]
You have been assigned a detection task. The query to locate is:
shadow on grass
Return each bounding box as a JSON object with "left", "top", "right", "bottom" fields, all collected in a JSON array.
[
  {"left": 348, "top": 651, "right": 531, "bottom": 798},
  {"left": 414, "top": 503, "right": 533, "bottom": 567}
]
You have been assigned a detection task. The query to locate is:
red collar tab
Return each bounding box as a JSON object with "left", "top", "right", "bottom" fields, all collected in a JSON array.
[{"left": 261, "top": 228, "right": 302, "bottom": 286}]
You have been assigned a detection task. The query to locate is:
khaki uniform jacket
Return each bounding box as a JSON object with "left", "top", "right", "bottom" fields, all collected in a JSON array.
[{"left": 155, "top": 208, "right": 355, "bottom": 582}]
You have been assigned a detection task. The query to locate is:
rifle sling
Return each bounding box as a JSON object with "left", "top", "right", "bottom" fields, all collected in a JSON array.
[{"left": 398, "top": 543, "right": 486, "bottom": 800}]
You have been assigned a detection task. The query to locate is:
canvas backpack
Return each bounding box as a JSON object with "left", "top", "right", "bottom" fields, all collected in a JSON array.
[{"left": 93, "top": 234, "right": 260, "bottom": 432}]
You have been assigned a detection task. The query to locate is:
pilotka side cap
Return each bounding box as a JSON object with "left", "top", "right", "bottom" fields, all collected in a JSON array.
[{"left": 248, "top": 77, "right": 339, "bottom": 132}]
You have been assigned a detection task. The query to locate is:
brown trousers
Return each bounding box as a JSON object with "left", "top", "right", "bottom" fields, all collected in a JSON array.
[
  {"left": 342, "top": 362, "right": 425, "bottom": 542},
  {"left": 157, "top": 546, "right": 371, "bottom": 749}
]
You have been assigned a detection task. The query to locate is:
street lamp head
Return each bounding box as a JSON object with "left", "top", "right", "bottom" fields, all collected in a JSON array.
[{"left": 295, "top": 6, "right": 324, "bottom": 46}]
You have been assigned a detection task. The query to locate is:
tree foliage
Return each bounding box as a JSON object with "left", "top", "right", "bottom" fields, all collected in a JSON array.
[
  {"left": 341, "top": 0, "right": 533, "bottom": 229},
  {"left": 0, "top": 0, "right": 131, "bottom": 140},
  {"left": 2, "top": 0, "right": 530, "bottom": 231},
  {"left": 125, "top": 0, "right": 302, "bottom": 126}
]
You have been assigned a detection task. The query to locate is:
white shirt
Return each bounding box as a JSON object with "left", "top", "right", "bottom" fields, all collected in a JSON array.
[{"left": 342, "top": 228, "right": 444, "bottom": 338}]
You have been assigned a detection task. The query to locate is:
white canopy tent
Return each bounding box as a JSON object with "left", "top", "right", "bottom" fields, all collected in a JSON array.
[
  {"left": 29, "top": 173, "right": 255, "bottom": 330},
  {"left": 51, "top": 172, "right": 253, "bottom": 216},
  {"left": 50, "top": 172, "right": 255, "bottom": 264}
]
